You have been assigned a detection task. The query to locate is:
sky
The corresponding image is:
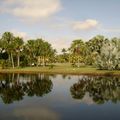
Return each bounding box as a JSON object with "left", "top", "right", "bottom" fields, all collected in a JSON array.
[{"left": 0, "top": 0, "right": 120, "bottom": 52}]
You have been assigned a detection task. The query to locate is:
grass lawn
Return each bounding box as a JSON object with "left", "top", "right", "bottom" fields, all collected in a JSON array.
[{"left": 0, "top": 63, "right": 120, "bottom": 76}]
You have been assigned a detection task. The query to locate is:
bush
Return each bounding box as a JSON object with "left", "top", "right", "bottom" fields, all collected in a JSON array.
[
  {"left": 49, "top": 64, "right": 54, "bottom": 69},
  {"left": 1, "top": 60, "right": 11, "bottom": 69},
  {"left": 96, "top": 40, "right": 120, "bottom": 70}
]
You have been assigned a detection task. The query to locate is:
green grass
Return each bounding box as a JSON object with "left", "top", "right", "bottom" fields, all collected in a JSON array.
[{"left": 0, "top": 63, "right": 120, "bottom": 76}]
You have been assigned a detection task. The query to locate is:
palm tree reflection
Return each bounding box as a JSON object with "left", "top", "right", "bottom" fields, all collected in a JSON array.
[
  {"left": 0, "top": 74, "right": 53, "bottom": 104},
  {"left": 70, "top": 76, "right": 120, "bottom": 104}
]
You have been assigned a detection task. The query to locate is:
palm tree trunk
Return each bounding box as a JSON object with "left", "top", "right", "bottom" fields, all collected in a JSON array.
[
  {"left": 36, "top": 56, "right": 39, "bottom": 67},
  {"left": 17, "top": 53, "right": 20, "bottom": 67},
  {"left": 42, "top": 56, "right": 45, "bottom": 66},
  {"left": 8, "top": 54, "right": 11, "bottom": 62},
  {"left": 11, "top": 52, "right": 14, "bottom": 68},
  {"left": 69, "top": 54, "right": 71, "bottom": 63},
  {"left": 77, "top": 56, "right": 80, "bottom": 67}
]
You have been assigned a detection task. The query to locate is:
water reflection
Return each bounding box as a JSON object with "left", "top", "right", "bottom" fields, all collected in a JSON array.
[
  {"left": 70, "top": 76, "right": 120, "bottom": 104},
  {"left": 0, "top": 74, "right": 53, "bottom": 104}
]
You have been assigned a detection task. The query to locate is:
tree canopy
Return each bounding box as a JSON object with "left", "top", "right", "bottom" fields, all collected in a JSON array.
[{"left": 0, "top": 32, "right": 120, "bottom": 70}]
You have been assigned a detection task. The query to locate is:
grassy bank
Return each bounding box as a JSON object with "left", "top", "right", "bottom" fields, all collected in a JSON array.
[{"left": 0, "top": 63, "right": 120, "bottom": 76}]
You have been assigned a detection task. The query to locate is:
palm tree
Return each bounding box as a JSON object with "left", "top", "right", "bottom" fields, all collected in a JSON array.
[
  {"left": 62, "top": 48, "right": 66, "bottom": 54},
  {"left": 40, "top": 40, "right": 55, "bottom": 66},
  {"left": 69, "top": 39, "right": 85, "bottom": 67},
  {"left": 1, "top": 32, "right": 15, "bottom": 68},
  {"left": 61, "top": 48, "right": 68, "bottom": 63},
  {"left": 35, "top": 39, "right": 44, "bottom": 66},
  {"left": 87, "top": 35, "right": 106, "bottom": 54},
  {"left": 14, "top": 37, "right": 24, "bottom": 67},
  {"left": 25, "top": 40, "right": 36, "bottom": 66}
]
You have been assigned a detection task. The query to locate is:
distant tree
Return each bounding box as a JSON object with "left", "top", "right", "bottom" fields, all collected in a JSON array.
[
  {"left": 69, "top": 39, "right": 86, "bottom": 67},
  {"left": 61, "top": 48, "right": 69, "bottom": 63}
]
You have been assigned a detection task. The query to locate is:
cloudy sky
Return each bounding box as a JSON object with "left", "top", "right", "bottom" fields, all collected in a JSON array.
[{"left": 0, "top": 0, "right": 120, "bottom": 52}]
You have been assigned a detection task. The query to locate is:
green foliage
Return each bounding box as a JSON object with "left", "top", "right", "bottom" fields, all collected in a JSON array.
[
  {"left": 23, "top": 39, "right": 56, "bottom": 66},
  {"left": 1, "top": 60, "right": 11, "bottom": 69},
  {"left": 96, "top": 39, "right": 120, "bottom": 70},
  {"left": 49, "top": 64, "right": 55, "bottom": 69},
  {"left": 69, "top": 39, "right": 87, "bottom": 67},
  {"left": 0, "top": 32, "right": 56, "bottom": 68},
  {"left": 85, "top": 35, "right": 107, "bottom": 65},
  {"left": 0, "top": 31, "right": 120, "bottom": 71}
]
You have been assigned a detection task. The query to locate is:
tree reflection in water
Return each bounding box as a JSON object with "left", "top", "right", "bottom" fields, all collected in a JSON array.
[
  {"left": 0, "top": 74, "right": 53, "bottom": 104},
  {"left": 70, "top": 76, "right": 120, "bottom": 104}
]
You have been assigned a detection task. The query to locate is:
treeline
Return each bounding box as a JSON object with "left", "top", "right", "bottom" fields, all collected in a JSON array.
[
  {"left": 0, "top": 32, "right": 120, "bottom": 70},
  {"left": 0, "top": 32, "right": 56, "bottom": 68},
  {"left": 59, "top": 35, "right": 120, "bottom": 70}
]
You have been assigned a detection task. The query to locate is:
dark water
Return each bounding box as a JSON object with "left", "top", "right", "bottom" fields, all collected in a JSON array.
[{"left": 0, "top": 73, "right": 120, "bottom": 120}]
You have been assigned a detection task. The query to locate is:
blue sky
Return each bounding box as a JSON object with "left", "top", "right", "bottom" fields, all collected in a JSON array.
[{"left": 0, "top": 0, "right": 120, "bottom": 52}]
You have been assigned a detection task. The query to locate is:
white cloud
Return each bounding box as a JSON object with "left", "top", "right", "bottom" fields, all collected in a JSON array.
[
  {"left": 0, "top": 0, "right": 61, "bottom": 21},
  {"left": 72, "top": 19, "right": 99, "bottom": 31},
  {"left": 10, "top": 29, "right": 28, "bottom": 40},
  {"left": 49, "top": 35, "right": 83, "bottom": 53},
  {"left": 50, "top": 37, "right": 71, "bottom": 53}
]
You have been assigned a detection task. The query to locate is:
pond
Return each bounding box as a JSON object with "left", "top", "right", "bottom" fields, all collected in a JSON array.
[{"left": 0, "top": 73, "right": 120, "bottom": 120}]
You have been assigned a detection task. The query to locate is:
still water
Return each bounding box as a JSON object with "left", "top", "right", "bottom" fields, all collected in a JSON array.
[{"left": 0, "top": 73, "right": 120, "bottom": 120}]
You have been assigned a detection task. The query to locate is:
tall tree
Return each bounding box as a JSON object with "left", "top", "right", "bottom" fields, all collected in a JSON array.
[
  {"left": 25, "top": 40, "right": 36, "bottom": 66},
  {"left": 85, "top": 35, "right": 107, "bottom": 65},
  {"left": 69, "top": 39, "right": 86, "bottom": 67},
  {"left": 1, "top": 32, "right": 15, "bottom": 68},
  {"left": 14, "top": 37, "right": 24, "bottom": 67},
  {"left": 61, "top": 48, "right": 68, "bottom": 63}
]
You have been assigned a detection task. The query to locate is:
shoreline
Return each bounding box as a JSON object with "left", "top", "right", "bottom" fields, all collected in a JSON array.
[{"left": 0, "top": 67, "right": 120, "bottom": 76}]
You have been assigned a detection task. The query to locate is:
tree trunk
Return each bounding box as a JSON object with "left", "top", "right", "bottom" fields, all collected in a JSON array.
[
  {"left": 17, "top": 53, "right": 20, "bottom": 67},
  {"left": 42, "top": 56, "right": 45, "bottom": 66},
  {"left": 8, "top": 54, "right": 11, "bottom": 62},
  {"left": 36, "top": 56, "right": 38, "bottom": 67},
  {"left": 77, "top": 56, "right": 80, "bottom": 68},
  {"left": 37, "top": 56, "right": 41, "bottom": 67},
  {"left": 39, "top": 56, "right": 42, "bottom": 66},
  {"left": 69, "top": 55, "right": 71, "bottom": 63},
  {"left": 11, "top": 52, "right": 14, "bottom": 68}
]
